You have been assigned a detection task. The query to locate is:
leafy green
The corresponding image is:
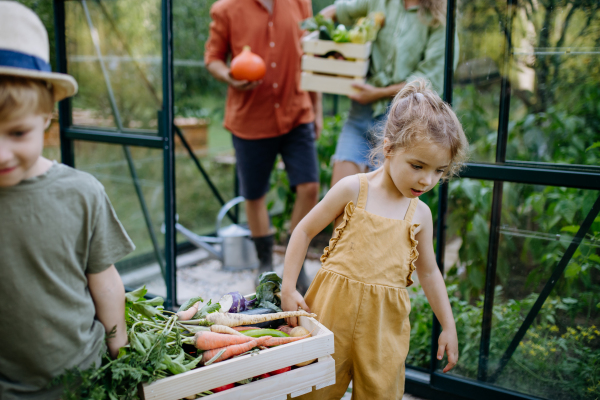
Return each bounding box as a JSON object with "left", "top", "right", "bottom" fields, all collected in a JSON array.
[
  {"left": 255, "top": 272, "right": 283, "bottom": 310},
  {"left": 193, "top": 299, "right": 221, "bottom": 319},
  {"left": 332, "top": 25, "right": 350, "bottom": 43}
]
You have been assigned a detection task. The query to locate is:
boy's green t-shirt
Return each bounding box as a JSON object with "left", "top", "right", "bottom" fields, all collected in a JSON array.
[{"left": 0, "top": 162, "right": 135, "bottom": 399}]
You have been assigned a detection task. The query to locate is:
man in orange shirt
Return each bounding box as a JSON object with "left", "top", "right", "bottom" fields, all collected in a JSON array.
[{"left": 205, "top": 0, "right": 322, "bottom": 292}]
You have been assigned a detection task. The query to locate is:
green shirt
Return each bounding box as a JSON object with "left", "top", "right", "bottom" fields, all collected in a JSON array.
[
  {"left": 0, "top": 163, "right": 135, "bottom": 399},
  {"left": 335, "top": 0, "right": 460, "bottom": 116}
]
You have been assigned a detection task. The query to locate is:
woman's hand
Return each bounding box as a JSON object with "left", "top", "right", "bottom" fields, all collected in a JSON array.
[
  {"left": 437, "top": 328, "right": 459, "bottom": 373},
  {"left": 348, "top": 83, "right": 385, "bottom": 104},
  {"left": 281, "top": 289, "right": 311, "bottom": 327}
]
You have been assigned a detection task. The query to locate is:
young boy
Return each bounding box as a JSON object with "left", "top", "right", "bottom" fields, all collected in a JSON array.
[{"left": 0, "top": 3, "right": 135, "bottom": 399}]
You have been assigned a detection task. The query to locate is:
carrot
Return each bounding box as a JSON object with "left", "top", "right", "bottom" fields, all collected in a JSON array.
[
  {"left": 200, "top": 339, "right": 259, "bottom": 365},
  {"left": 206, "top": 311, "right": 317, "bottom": 327},
  {"left": 263, "top": 334, "right": 310, "bottom": 347},
  {"left": 176, "top": 301, "right": 201, "bottom": 321},
  {"left": 189, "top": 331, "right": 254, "bottom": 350},
  {"left": 232, "top": 326, "right": 261, "bottom": 331},
  {"left": 210, "top": 325, "right": 246, "bottom": 336}
]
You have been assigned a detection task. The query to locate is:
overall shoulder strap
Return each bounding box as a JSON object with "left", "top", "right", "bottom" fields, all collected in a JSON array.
[
  {"left": 404, "top": 198, "right": 419, "bottom": 223},
  {"left": 356, "top": 173, "right": 368, "bottom": 209}
]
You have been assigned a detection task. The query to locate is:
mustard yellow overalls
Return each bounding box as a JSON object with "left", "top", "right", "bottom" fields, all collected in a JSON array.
[{"left": 300, "top": 173, "right": 419, "bottom": 400}]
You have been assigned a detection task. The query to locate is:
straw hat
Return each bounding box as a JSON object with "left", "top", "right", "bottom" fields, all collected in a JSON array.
[{"left": 0, "top": 1, "right": 77, "bottom": 101}]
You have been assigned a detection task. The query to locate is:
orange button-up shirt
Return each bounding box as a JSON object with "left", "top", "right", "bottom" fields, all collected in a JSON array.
[{"left": 204, "top": 0, "right": 315, "bottom": 140}]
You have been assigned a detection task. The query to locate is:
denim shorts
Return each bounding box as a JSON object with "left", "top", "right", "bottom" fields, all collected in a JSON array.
[
  {"left": 333, "top": 101, "right": 387, "bottom": 170},
  {"left": 232, "top": 123, "right": 319, "bottom": 200}
]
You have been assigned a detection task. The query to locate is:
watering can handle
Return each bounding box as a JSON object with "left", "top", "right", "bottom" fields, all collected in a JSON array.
[{"left": 215, "top": 196, "right": 246, "bottom": 233}]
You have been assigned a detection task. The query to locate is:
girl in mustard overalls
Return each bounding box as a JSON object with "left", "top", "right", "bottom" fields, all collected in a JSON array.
[{"left": 281, "top": 79, "right": 468, "bottom": 399}]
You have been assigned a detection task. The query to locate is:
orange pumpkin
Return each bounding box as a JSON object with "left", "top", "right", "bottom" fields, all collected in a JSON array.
[{"left": 230, "top": 46, "right": 266, "bottom": 81}]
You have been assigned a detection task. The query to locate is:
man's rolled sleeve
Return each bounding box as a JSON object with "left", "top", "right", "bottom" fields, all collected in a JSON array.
[
  {"left": 204, "top": 5, "right": 231, "bottom": 65},
  {"left": 334, "top": 0, "right": 369, "bottom": 27}
]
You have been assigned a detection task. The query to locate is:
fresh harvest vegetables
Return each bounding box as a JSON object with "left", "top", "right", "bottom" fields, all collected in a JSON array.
[
  {"left": 211, "top": 383, "right": 235, "bottom": 392},
  {"left": 206, "top": 311, "right": 317, "bottom": 327},
  {"left": 201, "top": 339, "right": 261, "bottom": 365},
  {"left": 54, "top": 284, "right": 317, "bottom": 399},
  {"left": 269, "top": 366, "right": 292, "bottom": 375},
  {"left": 238, "top": 307, "right": 284, "bottom": 329},
  {"left": 242, "top": 328, "right": 290, "bottom": 338},
  {"left": 278, "top": 325, "right": 294, "bottom": 335},
  {"left": 300, "top": 12, "right": 385, "bottom": 44},
  {"left": 290, "top": 326, "right": 311, "bottom": 337},
  {"left": 186, "top": 331, "right": 255, "bottom": 350},
  {"left": 211, "top": 324, "right": 246, "bottom": 336},
  {"left": 230, "top": 46, "right": 266, "bottom": 81},
  {"left": 262, "top": 335, "right": 310, "bottom": 347},
  {"left": 218, "top": 291, "right": 256, "bottom": 313},
  {"left": 177, "top": 300, "right": 201, "bottom": 321},
  {"left": 232, "top": 326, "right": 261, "bottom": 331},
  {"left": 255, "top": 271, "right": 284, "bottom": 311}
]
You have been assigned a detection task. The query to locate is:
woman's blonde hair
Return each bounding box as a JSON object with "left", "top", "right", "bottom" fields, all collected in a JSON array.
[
  {"left": 370, "top": 78, "right": 468, "bottom": 180},
  {"left": 419, "top": 0, "right": 447, "bottom": 27},
  {"left": 0, "top": 77, "right": 54, "bottom": 122}
]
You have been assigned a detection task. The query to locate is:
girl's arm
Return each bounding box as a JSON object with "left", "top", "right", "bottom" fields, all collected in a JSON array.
[
  {"left": 281, "top": 175, "right": 359, "bottom": 326},
  {"left": 414, "top": 203, "right": 459, "bottom": 372},
  {"left": 88, "top": 265, "right": 128, "bottom": 359}
]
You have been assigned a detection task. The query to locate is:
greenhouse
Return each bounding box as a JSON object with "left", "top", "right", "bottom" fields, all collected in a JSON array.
[{"left": 4, "top": 0, "right": 600, "bottom": 399}]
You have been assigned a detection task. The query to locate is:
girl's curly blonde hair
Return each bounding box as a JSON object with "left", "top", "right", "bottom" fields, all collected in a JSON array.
[{"left": 370, "top": 78, "right": 468, "bottom": 180}]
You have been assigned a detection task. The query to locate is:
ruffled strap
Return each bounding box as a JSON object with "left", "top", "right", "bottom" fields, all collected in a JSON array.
[
  {"left": 320, "top": 201, "right": 355, "bottom": 264},
  {"left": 406, "top": 223, "right": 420, "bottom": 287},
  {"left": 356, "top": 173, "right": 368, "bottom": 209}
]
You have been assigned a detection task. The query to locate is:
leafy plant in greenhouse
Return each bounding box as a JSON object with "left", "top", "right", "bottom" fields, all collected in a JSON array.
[{"left": 408, "top": 284, "right": 600, "bottom": 400}]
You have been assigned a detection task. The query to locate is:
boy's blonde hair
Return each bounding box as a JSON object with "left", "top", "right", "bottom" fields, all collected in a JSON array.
[
  {"left": 0, "top": 77, "right": 54, "bottom": 122},
  {"left": 370, "top": 79, "right": 468, "bottom": 180}
]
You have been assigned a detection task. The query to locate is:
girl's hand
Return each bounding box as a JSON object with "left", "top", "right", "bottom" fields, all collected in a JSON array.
[
  {"left": 437, "top": 328, "right": 459, "bottom": 373},
  {"left": 281, "top": 289, "right": 310, "bottom": 327}
]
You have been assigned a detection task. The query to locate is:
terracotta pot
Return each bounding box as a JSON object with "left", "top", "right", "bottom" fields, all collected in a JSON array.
[{"left": 174, "top": 116, "right": 210, "bottom": 153}]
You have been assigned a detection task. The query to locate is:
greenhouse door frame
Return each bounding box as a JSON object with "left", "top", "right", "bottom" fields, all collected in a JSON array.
[
  {"left": 408, "top": 0, "right": 600, "bottom": 399},
  {"left": 53, "top": 0, "right": 177, "bottom": 308}
]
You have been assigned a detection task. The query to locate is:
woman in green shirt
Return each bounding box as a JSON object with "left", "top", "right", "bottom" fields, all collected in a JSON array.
[{"left": 322, "top": 0, "right": 458, "bottom": 185}]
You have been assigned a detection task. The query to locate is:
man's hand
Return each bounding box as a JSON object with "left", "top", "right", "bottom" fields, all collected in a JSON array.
[
  {"left": 348, "top": 83, "right": 385, "bottom": 104},
  {"left": 228, "top": 76, "right": 262, "bottom": 91},
  {"left": 438, "top": 328, "right": 459, "bottom": 373},
  {"left": 281, "top": 289, "right": 311, "bottom": 327},
  {"left": 314, "top": 113, "right": 323, "bottom": 139}
]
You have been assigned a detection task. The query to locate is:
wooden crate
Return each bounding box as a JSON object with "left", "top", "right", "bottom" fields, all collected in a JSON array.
[
  {"left": 140, "top": 316, "right": 335, "bottom": 400},
  {"left": 301, "top": 31, "right": 371, "bottom": 60},
  {"left": 300, "top": 31, "right": 371, "bottom": 95}
]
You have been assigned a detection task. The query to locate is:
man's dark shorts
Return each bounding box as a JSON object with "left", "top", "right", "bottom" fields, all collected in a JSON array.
[{"left": 232, "top": 122, "right": 319, "bottom": 200}]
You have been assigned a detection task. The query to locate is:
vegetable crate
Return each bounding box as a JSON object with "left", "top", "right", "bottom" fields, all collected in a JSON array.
[
  {"left": 300, "top": 31, "right": 371, "bottom": 96},
  {"left": 140, "top": 316, "right": 335, "bottom": 400}
]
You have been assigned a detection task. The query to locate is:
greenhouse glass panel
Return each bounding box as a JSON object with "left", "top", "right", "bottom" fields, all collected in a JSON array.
[
  {"left": 64, "top": 0, "right": 163, "bottom": 134},
  {"left": 74, "top": 140, "right": 166, "bottom": 298},
  {"left": 506, "top": 2, "right": 600, "bottom": 167},
  {"left": 484, "top": 183, "right": 599, "bottom": 400},
  {"left": 407, "top": 179, "right": 493, "bottom": 373},
  {"left": 452, "top": 0, "right": 507, "bottom": 164}
]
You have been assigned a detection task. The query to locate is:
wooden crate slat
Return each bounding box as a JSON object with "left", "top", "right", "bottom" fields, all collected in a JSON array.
[
  {"left": 140, "top": 317, "right": 334, "bottom": 400},
  {"left": 206, "top": 356, "right": 335, "bottom": 400},
  {"left": 315, "top": 379, "right": 336, "bottom": 390},
  {"left": 300, "top": 72, "right": 365, "bottom": 96},
  {"left": 301, "top": 55, "right": 369, "bottom": 77},
  {"left": 301, "top": 31, "right": 371, "bottom": 59}
]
